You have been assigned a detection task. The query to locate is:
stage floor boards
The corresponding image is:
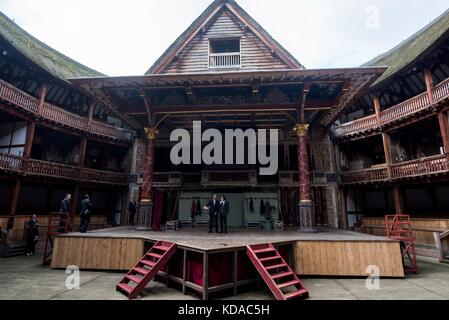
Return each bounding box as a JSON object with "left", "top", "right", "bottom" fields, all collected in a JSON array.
[
  {"left": 51, "top": 227, "right": 405, "bottom": 278},
  {"left": 58, "top": 226, "right": 390, "bottom": 251}
]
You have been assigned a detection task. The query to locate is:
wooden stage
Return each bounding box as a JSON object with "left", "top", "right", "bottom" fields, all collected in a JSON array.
[{"left": 51, "top": 227, "right": 404, "bottom": 299}]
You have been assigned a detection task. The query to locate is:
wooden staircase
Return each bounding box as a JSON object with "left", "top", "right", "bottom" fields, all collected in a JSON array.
[
  {"left": 42, "top": 213, "right": 71, "bottom": 265},
  {"left": 117, "top": 241, "right": 177, "bottom": 299},
  {"left": 247, "top": 244, "right": 309, "bottom": 300},
  {"left": 385, "top": 214, "right": 418, "bottom": 274}
]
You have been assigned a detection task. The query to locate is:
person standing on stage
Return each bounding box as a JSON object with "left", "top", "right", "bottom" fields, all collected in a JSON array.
[
  {"left": 58, "top": 193, "right": 71, "bottom": 232},
  {"left": 204, "top": 194, "right": 220, "bottom": 233},
  {"left": 25, "top": 214, "right": 39, "bottom": 256},
  {"left": 79, "top": 195, "right": 92, "bottom": 233},
  {"left": 128, "top": 197, "right": 138, "bottom": 226},
  {"left": 219, "top": 196, "right": 230, "bottom": 234}
]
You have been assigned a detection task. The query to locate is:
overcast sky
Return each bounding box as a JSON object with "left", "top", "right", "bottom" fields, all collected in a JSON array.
[{"left": 0, "top": 0, "right": 447, "bottom": 76}]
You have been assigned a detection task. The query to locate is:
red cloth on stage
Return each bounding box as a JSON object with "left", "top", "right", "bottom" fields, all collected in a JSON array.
[{"left": 151, "top": 190, "right": 164, "bottom": 231}]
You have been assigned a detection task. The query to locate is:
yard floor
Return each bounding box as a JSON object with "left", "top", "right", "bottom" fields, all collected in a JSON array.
[{"left": 1, "top": 254, "right": 449, "bottom": 300}]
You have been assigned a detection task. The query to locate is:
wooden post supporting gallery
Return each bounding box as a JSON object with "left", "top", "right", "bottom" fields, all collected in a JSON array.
[
  {"left": 393, "top": 185, "right": 404, "bottom": 214},
  {"left": 136, "top": 128, "right": 158, "bottom": 231},
  {"left": 295, "top": 124, "right": 316, "bottom": 232},
  {"left": 424, "top": 68, "right": 449, "bottom": 154}
]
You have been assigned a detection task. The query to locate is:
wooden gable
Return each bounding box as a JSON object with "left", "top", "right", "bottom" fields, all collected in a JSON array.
[{"left": 148, "top": 1, "right": 303, "bottom": 75}]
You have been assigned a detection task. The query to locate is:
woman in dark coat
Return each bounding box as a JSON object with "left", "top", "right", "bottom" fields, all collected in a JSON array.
[{"left": 26, "top": 215, "right": 39, "bottom": 256}]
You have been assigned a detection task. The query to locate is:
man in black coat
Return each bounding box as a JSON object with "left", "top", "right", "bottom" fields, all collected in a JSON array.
[
  {"left": 205, "top": 194, "right": 220, "bottom": 233},
  {"left": 128, "top": 197, "right": 138, "bottom": 226},
  {"left": 25, "top": 215, "right": 39, "bottom": 256},
  {"left": 58, "top": 193, "right": 71, "bottom": 232},
  {"left": 79, "top": 195, "right": 92, "bottom": 233},
  {"left": 219, "top": 196, "right": 230, "bottom": 234}
]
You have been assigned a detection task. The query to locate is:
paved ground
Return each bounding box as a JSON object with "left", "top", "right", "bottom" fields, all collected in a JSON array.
[{"left": 1, "top": 254, "right": 449, "bottom": 300}]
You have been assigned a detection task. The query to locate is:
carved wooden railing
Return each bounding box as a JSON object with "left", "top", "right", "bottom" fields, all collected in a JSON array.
[
  {"left": 392, "top": 154, "right": 449, "bottom": 179},
  {"left": 341, "top": 154, "right": 449, "bottom": 184},
  {"left": 0, "top": 153, "right": 24, "bottom": 173},
  {"left": 0, "top": 152, "right": 127, "bottom": 185},
  {"left": 202, "top": 170, "right": 256, "bottom": 186},
  {"left": 381, "top": 91, "right": 430, "bottom": 124},
  {"left": 333, "top": 77, "right": 449, "bottom": 139},
  {"left": 209, "top": 52, "right": 241, "bottom": 68},
  {"left": 0, "top": 78, "right": 134, "bottom": 142},
  {"left": 153, "top": 172, "right": 182, "bottom": 187},
  {"left": 81, "top": 168, "right": 128, "bottom": 185},
  {"left": 42, "top": 103, "right": 87, "bottom": 131},
  {"left": 341, "top": 165, "right": 389, "bottom": 184},
  {"left": 26, "top": 159, "right": 80, "bottom": 180},
  {"left": 333, "top": 115, "right": 378, "bottom": 137},
  {"left": 0, "top": 79, "right": 39, "bottom": 113}
]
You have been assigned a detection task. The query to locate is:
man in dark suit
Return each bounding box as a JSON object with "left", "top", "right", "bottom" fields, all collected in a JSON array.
[
  {"left": 219, "top": 196, "right": 230, "bottom": 234},
  {"left": 128, "top": 197, "right": 138, "bottom": 226},
  {"left": 79, "top": 195, "right": 92, "bottom": 233},
  {"left": 58, "top": 193, "right": 71, "bottom": 232},
  {"left": 205, "top": 194, "right": 220, "bottom": 233}
]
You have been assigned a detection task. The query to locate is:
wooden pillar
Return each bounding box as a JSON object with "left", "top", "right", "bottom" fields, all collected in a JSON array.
[
  {"left": 438, "top": 111, "right": 449, "bottom": 154},
  {"left": 392, "top": 185, "right": 404, "bottom": 214},
  {"left": 136, "top": 127, "right": 158, "bottom": 231},
  {"left": 295, "top": 124, "right": 316, "bottom": 232},
  {"left": 374, "top": 94, "right": 382, "bottom": 126},
  {"left": 87, "top": 100, "right": 95, "bottom": 131},
  {"left": 23, "top": 121, "right": 36, "bottom": 160},
  {"left": 37, "top": 82, "right": 47, "bottom": 115},
  {"left": 424, "top": 68, "right": 449, "bottom": 153},
  {"left": 424, "top": 68, "right": 434, "bottom": 104},
  {"left": 7, "top": 180, "right": 21, "bottom": 217},
  {"left": 382, "top": 133, "right": 393, "bottom": 177}
]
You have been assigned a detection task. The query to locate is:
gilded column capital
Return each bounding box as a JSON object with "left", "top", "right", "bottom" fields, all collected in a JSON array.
[
  {"left": 294, "top": 124, "right": 309, "bottom": 138},
  {"left": 144, "top": 127, "right": 159, "bottom": 140}
]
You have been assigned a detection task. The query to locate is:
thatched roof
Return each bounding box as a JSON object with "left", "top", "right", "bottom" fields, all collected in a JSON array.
[
  {"left": 0, "top": 11, "right": 104, "bottom": 82},
  {"left": 145, "top": 0, "right": 304, "bottom": 74},
  {"left": 364, "top": 8, "right": 449, "bottom": 87}
]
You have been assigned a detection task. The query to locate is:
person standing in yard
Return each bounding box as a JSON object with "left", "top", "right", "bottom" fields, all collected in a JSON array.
[
  {"left": 25, "top": 215, "right": 39, "bottom": 256},
  {"left": 58, "top": 193, "right": 71, "bottom": 232},
  {"left": 79, "top": 195, "right": 92, "bottom": 233},
  {"left": 128, "top": 197, "right": 138, "bottom": 226}
]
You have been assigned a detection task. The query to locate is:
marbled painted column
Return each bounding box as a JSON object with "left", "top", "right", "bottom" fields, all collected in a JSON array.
[
  {"left": 296, "top": 124, "right": 316, "bottom": 233},
  {"left": 136, "top": 127, "right": 158, "bottom": 231}
]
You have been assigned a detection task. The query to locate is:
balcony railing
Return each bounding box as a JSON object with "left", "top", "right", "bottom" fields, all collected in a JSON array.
[
  {"left": 0, "top": 153, "right": 24, "bottom": 173},
  {"left": 341, "top": 165, "right": 389, "bottom": 184},
  {"left": 341, "top": 154, "right": 449, "bottom": 184},
  {"left": 0, "top": 78, "right": 134, "bottom": 142},
  {"left": 209, "top": 52, "right": 241, "bottom": 69},
  {"left": 0, "top": 152, "right": 128, "bottom": 185},
  {"left": 26, "top": 159, "right": 80, "bottom": 180},
  {"left": 333, "top": 77, "right": 449, "bottom": 139},
  {"left": 82, "top": 168, "right": 128, "bottom": 185},
  {"left": 392, "top": 154, "right": 449, "bottom": 179}
]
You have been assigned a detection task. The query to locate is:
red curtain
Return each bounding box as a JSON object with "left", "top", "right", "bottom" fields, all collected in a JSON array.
[{"left": 151, "top": 190, "right": 164, "bottom": 231}]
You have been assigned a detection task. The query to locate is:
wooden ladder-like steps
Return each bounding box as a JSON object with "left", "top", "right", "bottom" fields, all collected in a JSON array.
[
  {"left": 247, "top": 244, "right": 309, "bottom": 301},
  {"left": 116, "top": 241, "right": 176, "bottom": 299}
]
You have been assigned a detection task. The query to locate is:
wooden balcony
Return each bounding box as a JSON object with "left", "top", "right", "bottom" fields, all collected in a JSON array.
[
  {"left": 0, "top": 79, "right": 134, "bottom": 143},
  {"left": 333, "top": 77, "right": 449, "bottom": 140},
  {"left": 0, "top": 153, "right": 128, "bottom": 186},
  {"left": 0, "top": 153, "right": 24, "bottom": 174},
  {"left": 341, "top": 154, "right": 449, "bottom": 185},
  {"left": 209, "top": 52, "right": 241, "bottom": 69}
]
